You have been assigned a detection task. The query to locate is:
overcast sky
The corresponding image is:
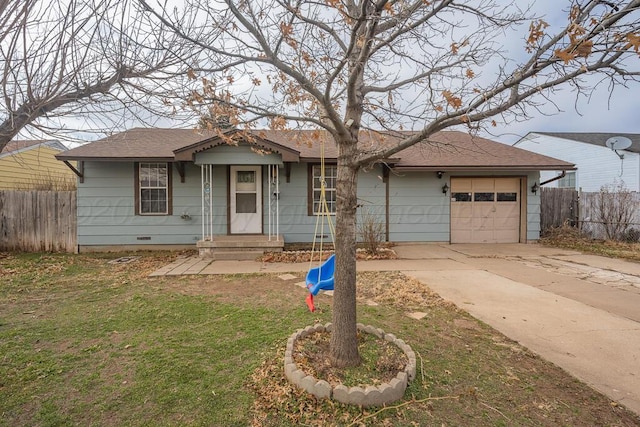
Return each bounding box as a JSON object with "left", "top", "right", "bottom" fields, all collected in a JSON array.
[
  {"left": 486, "top": 0, "right": 639, "bottom": 144},
  {"left": 56, "top": 0, "right": 639, "bottom": 146}
]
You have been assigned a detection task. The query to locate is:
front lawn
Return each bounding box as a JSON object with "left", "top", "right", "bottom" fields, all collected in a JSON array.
[{"left": 1, "top": 252, "right": 638, "bottom": 426}]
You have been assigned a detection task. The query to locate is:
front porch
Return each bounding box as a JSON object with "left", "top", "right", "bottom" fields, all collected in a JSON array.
[{"left": 197, "top": 234, "right": 284, "bottom": 260}]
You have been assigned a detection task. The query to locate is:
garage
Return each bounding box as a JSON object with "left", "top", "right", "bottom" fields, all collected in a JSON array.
[{"left": 450, "top": 177, "right": 522, "bottom": 243}]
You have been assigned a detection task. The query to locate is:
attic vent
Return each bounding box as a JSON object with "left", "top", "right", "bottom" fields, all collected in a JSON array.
[{"left": 137, "top": 236, "right": 151, "bottom": 241}]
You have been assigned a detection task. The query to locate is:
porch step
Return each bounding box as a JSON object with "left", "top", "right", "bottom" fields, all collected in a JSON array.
[
  {"left": 212, "top": 250, "right": 265, "bottom": 261},
  {"left": 197, "top": 235, "right": 284, "bottom": 260}
]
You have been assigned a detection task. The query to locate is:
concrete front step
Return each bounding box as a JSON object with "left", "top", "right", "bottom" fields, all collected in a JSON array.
[
  {"left": 213, "top": 250, "right": 264, "bottom": 261},
  {"left": 197, "top": 235, "right": 284, "bottom": 260},
  {"left": 208, "top": 240, "right": 284, "bottom": 249}
]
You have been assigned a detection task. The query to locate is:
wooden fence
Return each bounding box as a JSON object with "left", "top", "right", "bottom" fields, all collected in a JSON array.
[
  {"left": 578, "top": 190, "right": 640, "bottom": 239},
  {"left": 0, "top": 190, "right": 77, "bottom": 252},
  {"left": 540, "top": 187, "right": 579, "bottom": 231},
  {"left": 540, "top": 187, "right": 640, "bottom": 239}
]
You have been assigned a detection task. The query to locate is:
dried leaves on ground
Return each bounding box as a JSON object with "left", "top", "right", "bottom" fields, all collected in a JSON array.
[
  {"left": 259, "top": 248, "right": 397, "bottom": 263},
  {"left": 541, "top": 223, "right": 640, "bottom": 262},
  {"left": 294, "top": 330, "right": 407, "bottom": 388},
  {"left": 356, "top": 271, "right": 454, "bottom": 311}
]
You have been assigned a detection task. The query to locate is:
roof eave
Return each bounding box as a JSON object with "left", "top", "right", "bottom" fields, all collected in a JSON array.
[
  {"left": 55, "top": 154, "right": 176, "bottom": 162},
  {"left": 391, "top": 165, "right": 576, "bottom": 172}
]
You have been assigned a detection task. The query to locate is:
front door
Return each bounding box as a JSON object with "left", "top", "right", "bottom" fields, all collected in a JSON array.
[{"left": 230, "top": 166, "right": 262, "bottom": 234}]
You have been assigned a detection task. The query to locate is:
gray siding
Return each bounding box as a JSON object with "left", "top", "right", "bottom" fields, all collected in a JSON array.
[
  {"left": 196, "top": 145, "right": 282, "bottom": 165},
  {"left": 388, "top": 172, "right": 449, "bottom": 242},
  {"left": 77, "top": 160, "right": 542, "bottom": 247},
  {"left": 77, "top": 162, "right": 226, "bottom": 246},
  {"left": 267, "top": 163, "right": 386, "bottom": 243}
]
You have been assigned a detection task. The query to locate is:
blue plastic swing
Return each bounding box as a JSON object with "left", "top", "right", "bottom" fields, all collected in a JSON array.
[
  {"left": 305, "top": 254, "right": 335, "bottom": 312},
  {"left": 306, "top": 254, "right": 336, "bottom": 295},
  {"left": 304, "top": 139, "right": 336, "bottom": 312}
]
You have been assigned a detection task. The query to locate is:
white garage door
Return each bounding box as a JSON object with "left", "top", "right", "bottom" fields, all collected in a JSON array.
[{"left": 450, "top": 178, "right": 521, "bottom": 243}]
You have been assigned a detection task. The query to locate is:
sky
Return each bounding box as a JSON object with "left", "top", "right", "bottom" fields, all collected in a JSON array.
[
  {"left": 486, "top": 0, "right": 639, "bottom": 145},
  {"left": 25, "top": 0, "right": 640, "bottom": 147}
]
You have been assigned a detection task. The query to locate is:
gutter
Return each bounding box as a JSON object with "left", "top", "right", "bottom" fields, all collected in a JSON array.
[{"left": 540, "top": 171, "right": 566, "bottom": 186}]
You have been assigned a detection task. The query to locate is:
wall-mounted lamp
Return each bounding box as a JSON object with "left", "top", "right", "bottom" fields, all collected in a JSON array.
[
  {"left": 436, "top": 171, "right": 444, "bottom": 179},
  {"left": 531, "top": 182, "right": 539, "bottom": 195},
  {"left": 442, "top": 183, "right": 449, "bottom": 194}
]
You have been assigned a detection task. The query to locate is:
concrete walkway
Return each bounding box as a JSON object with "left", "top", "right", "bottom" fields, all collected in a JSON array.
[{"left": 149, "top": 243, "right": 640, "bottom": 415}]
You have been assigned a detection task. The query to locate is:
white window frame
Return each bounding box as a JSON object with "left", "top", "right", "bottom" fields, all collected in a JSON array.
[
  {"left": 311, "top": 164, "right": 337, "bottom": 215},
  {"left": 139, "top": 162, "right": 169, "bottom": 215},
  {"left": 557, "top": 171, "right": 576, "bottom": 189}
]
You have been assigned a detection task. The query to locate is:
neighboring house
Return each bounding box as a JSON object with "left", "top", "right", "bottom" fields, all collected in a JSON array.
[
  {"left": 0, "top": 139, "right": 76, "bottom": 190},
  {"left": 56, "top": 128, "right": 573, "bottom": 253},
  {"left": 513, "top": 132, "right": 640, "bottom": 192}
]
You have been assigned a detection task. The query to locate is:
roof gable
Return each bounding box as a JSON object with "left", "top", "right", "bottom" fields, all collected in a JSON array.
[
  {"left": 1, "top": 140, "right": 67, "bottom": 159},
  {"left": 173, "top": 129, "right": 300, "bottom": 162}
]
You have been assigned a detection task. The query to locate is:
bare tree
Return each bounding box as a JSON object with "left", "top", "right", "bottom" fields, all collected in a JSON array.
[
  {"left": 0, "top": 0, "right": 199, "bottom": 151},
  {"left": 595, "top": 181, "right": 638, "bottom": 240},
  {"left": 141, "top": 0, "right": 640, "bottom": 367}
]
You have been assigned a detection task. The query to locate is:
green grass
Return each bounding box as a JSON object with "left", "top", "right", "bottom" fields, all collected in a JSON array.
[{"left": 1, "top": 252, "right": 639, "bottom": 426}]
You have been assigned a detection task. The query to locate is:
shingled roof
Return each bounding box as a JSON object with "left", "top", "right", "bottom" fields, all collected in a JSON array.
[
  {"left": 56, "top": 127, "right": 574, "bottom": 171},
  {"left": 2, "top": 139, "right": 67, "bottom": 157},
  {"left": 531, "top": 132, "right": 640, "bottom": 153}
]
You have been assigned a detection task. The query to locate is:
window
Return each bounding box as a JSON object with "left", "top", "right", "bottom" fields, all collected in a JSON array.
[
  {"left": 497, "top": 192, "right": 518, "bottom": 202},
  {"left": 135, "top": 163, "right": 172, "bottom": 215},
  {"left": 452, "top": 192, "right": 472, "bottom": 202},
  {"left": 474, "top": 192, "right": 495, "bottom": 202},
  {"left": 309, "top": 164, "right": 337, "bottom": 215},
  {"left": 557, "top": 171, "right": 576, "bottom": 189}
]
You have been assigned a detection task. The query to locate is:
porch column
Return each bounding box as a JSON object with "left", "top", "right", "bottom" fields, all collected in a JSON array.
[
  {"left": 268, "top": 164, "right": 280, "bottom": 241},
  {"left": 201, "top": 164, "right": 214, "bottom": 240}
]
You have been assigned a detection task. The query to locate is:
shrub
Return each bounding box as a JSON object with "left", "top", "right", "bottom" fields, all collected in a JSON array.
[
  {"left": 357, "top": 209, "right": 385, "bottom": 256},
  {"left": 595, "top": 182, "right": 637, "bottom": 241}
]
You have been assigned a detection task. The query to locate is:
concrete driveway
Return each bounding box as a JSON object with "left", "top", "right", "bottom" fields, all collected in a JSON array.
[{"left": 398, "top": 243, "right": 640, "bottom": 416}]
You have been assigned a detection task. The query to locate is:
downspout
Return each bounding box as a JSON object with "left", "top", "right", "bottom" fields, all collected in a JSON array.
[{"left": 540, "top": 171, "right": 566, "bottom": 186}]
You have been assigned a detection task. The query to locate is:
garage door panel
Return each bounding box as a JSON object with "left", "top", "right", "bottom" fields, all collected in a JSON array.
[
  {"left": 495, "top": 203, "right": 519, "bottom": 218},
  {"left": 495, "top": 178, "right": 520, "bottom": 192},
  {"left": 451, "top": 203, "right": 472, "bottom": 218},
  {"left": 472, "top": 178, "right": 495, "bottom": 192},
  {"left": 472, "top": 217, "right": 494, "bottom": 230},
  {"left": 473, "top": 230, "right": 495, "bottom": 243},
  {"left": 495, "top": 228, "right": 520, "bottom": 243},
  {"left": 451, "top": 178, "right": 473, "bottom": 192},
  {"left": 451, "top": 229, "right": 472, "bottom": 242}
]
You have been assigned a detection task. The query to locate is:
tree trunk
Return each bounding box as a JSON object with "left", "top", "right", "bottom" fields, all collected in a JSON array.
[{"left": 330, "top": 140, "right": 362, "bottom": 368}]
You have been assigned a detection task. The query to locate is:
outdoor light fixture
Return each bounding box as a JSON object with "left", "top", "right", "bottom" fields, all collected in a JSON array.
[
  {"left": 436, "top": 171, "right": 444, "bottom": 179},
  {"left": 531, "top": 182, "right": 539, "bottom": 194},
  {"left": 442, "top": 183, "right": 449, "bottom": 194}
]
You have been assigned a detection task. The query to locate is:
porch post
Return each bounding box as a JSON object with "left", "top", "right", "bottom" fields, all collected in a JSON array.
[
  {"left": 201, "top": 164, "right": 213, "bottom": 240},
  {"left": 268, "top": 165, "right": 272, "bottom": 239},
  {"left": 268, "top": 164, "right": 280, "bottom": 241}
]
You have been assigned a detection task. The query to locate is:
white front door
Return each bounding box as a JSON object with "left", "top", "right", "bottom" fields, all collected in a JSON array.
[{"left": 230, "top": 166, "right": 262, "bottom": 234}]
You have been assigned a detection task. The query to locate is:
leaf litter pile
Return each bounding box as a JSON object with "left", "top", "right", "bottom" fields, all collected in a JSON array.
[
  {"left": 356, "top": 271, "right": 454, "bottom": 311},
  {"left": 259, "top": 247, "right": 397, "bottom": 263},
  {"left": 294, "top": 330, "right": 407, "bottom": 388}
]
